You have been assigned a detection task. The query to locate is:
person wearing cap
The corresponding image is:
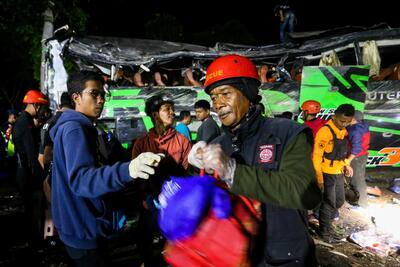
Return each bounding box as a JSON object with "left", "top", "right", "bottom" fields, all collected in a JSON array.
[
  {"left": 131, "top": 94, "right": 192, "bottom": 267},
  {"left": 188, "top": 55, "right": 321, "bottom": 266},
  {"left": 346, "top": 110, "right": 370, "bottom": 208},
  {"left": 49, "top": 71, "right": 163, "bottom": 266},
  {"left": 12, "top": 89, "right": 50, "bottom": 252},
  {"left": 312, "top": 104, "right": 355, "bottom": 243},
  {"left": 300, "top": 100, "right": 328, "bottom": 226},
  {"left": 301, "top": 100, "right": 328, "bottom": 138}
]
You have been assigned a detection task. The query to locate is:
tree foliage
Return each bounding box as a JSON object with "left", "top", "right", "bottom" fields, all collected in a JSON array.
[{"left": 0, "top": 0, "right": 88, "bottom": 111}]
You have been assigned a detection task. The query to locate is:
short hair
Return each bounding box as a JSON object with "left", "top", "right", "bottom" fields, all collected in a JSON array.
[
  {"left": 194, "top": 100, "right": 210, "bottom": 110},
  {"left": 67, "top": 70, "right": 104, "bottom": 95},
  {"left": 59, "top": 92, "right": 72, "bottom": 108},
  {"left": 335, "top": 104, "right": 355, "bottom": 117},
  {"left": 281, "top": 111, "right": 293, "bottom": 119},
  {"left": 179, "top": 110, "right": 191, "bottom": 121}
]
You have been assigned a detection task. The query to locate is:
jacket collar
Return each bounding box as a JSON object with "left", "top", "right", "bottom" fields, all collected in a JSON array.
[
  {"left": 221, "top": 106, "right": 263, "bottom": 143},
  {"left": 148, "top": 127, "right": 177, "bottom": 144}
]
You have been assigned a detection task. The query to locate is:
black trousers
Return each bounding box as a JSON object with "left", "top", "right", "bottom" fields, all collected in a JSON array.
[
  {"left": 137, "top": 208, "right": 166, "bottom": 267},
  {"left": 350, "top": 155, "right": 368, "bottom": 207},
  {"left": 15, "top": 167, "right": 45, "bottom": 249},
  {"left": 257, "top": 246, "right": 318, "bottom": 267},
  {"left": 65, "top": 245, "right": 108, "bottom": 267},
  {"left": 319, "top": 173, "right": 345, "bottom": 233}
]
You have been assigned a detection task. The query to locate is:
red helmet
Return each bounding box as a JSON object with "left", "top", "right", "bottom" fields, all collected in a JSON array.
[
  {"left": 301, "top": 100, "right": 321, "bottom": 114},
  {"left": 23, "top": 90, "right": 49, "bottom": 105},
  {"left": 204, "top": 54, "right": 260, "bottom": 93}
]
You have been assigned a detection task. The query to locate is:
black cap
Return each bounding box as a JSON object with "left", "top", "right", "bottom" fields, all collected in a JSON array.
[
  {"left": 145, "top": 94, "right": 174, "bottom": 117},
  {"left": 7, "top": 109, "right": 17, "bottom": 115}
]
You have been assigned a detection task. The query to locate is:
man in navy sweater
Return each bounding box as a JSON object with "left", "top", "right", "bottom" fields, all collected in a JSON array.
[
  {"left": 50, "top": 71, "right": 163, "bottom": 267},
  {"left": 346, "top": 110, "right": 370, "bottom": 208}
]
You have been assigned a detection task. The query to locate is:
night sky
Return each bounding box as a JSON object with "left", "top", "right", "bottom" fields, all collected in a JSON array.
[{"left": 83, "top": 0, "right": 399, "bottom": 45}]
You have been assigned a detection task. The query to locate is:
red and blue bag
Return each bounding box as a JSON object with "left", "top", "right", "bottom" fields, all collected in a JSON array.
[{"left": 158, "top": 173, "right": 261, "bottom": 267}]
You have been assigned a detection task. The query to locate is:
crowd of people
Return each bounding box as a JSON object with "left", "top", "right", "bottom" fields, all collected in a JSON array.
[{"left": 0, "top": 54, "right": 372, "bottom": 267}]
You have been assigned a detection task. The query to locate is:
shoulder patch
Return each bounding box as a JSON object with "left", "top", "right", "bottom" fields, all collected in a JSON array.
[{"left": 258, "top": 144, "right": 275, "bottom": 163}]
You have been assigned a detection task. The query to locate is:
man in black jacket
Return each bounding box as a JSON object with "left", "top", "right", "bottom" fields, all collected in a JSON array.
[
  {"left": 189, "top": 55, "right": 321, "bottom": 266},
  {"left": 13, "top": 90, "right": 50, "bottom": 251},
  {"left": 194, "top": 99, "right": 221, "bottom": 143}
]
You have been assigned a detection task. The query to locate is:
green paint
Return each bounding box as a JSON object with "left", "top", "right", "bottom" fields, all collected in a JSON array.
[
  {"left": 197, "top": 90, "right": 211, "bottom": 100},
  {"left": 327, "top": 67, "right": 351, "bottom": 88},
  {"left": 109, "top": 88, "right": 141, "bottom": 96},
  {"left": 364, "top": 115, "right": 400, "bottom": 124},
  {"left": 369, "top": 126, "right": 400, "bottom": 136},
  {"left": 143, "top": 116, "right": 154, "bottom": 131},
  {"left": 300, "top": 66, "right": 367, "bottom": 111},
  {"left": 350, "top": 74, "right": 369, "bottom": 93},
  {"left": 261, "top": 90, "right": 297, "bottom": 113},
  {"left": 301, "top": 66, "right": 330, "bottom": 88},
  {"left": 191, "top": 132, "right": 197, "bottom": 141}
]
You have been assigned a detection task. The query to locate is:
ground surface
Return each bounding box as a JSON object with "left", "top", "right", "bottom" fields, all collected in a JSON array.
[
  {"left": 1, "top": 168, "right": 400, "bottom": 266},
  {"left": 314, "top": 168, "right": 400, "bottom": 267}
]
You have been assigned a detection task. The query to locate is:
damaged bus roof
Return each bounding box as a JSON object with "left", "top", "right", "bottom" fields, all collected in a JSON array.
[{"left": 57, "top": 24, "right": 400, "bottom": 69}]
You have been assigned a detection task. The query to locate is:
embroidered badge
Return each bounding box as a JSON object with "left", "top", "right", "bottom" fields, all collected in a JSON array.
[{"left": 259, "top": 145, "right": 275, "bottom": 163}]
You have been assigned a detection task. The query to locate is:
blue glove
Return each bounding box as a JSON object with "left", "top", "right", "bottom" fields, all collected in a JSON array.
[{"left": 158, "top": 176, "right": 215, "bottom": 241}]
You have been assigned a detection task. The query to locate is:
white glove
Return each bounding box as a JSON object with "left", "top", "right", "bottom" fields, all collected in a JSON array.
[
  {"left": 129, "top": 152, "right": 164, "bottom": 179},
  {"left": 188, "top": 141, "right": 207, "bottom": 169},
  {"left": 201, "top": 144, "right": 236, "bottom": 186}
]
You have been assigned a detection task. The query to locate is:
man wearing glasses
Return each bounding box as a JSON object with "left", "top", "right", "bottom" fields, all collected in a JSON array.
[{"left": 50, "top": 70, "right": 163, "bottom": 267}]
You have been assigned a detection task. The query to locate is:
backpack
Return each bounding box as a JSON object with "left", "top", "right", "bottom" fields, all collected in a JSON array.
[{"left": 323, "top": 124, "right": 348, "bottom": 166}]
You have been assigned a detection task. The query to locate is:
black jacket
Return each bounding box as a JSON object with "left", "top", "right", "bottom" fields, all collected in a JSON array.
[
  {"left": 13, "top": 111, "right": 44, "bottom": 189},
  {"left": 212, "top": 108, "right": 321, "bottom": 265}
]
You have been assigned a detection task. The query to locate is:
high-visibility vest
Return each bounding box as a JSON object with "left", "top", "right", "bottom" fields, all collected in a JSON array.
[
  {"left": 1, "top": 129, "right": 15, "bottom": 157},
  {"left": 6, "top": 134, "right": 15, "bottom": 157}
]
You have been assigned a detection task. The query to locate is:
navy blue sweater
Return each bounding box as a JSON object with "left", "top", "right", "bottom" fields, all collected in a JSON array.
[{"left": 50, "top": 109, "right": 132, "bottom": 249}]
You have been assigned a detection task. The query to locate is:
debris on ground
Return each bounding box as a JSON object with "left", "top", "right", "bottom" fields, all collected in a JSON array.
[
  {"left": 314, "top": 176, "right": 400, "bottom": 267},
  {"left": 367, "top": 186, "right": 382, "bottom": 197}
]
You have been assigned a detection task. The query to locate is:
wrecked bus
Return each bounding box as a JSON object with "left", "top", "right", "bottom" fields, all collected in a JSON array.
[{"left": 42, "top": 25, "right": 400, "bottom": 167}]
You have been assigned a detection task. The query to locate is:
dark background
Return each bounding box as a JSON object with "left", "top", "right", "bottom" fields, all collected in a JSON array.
[
  {"left": 0, "top": 0, "right": 399, "bottom": 114},
  {"left": 84, "top": 0, "right": 399, "bottom": 45}
]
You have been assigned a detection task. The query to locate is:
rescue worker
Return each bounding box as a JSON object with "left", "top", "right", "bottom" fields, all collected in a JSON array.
[
  {"left": 300, "top": 100, "right": 327, "bottom": 225},
  {"left": 1, "top": 109, "right": 17, "bottom": 173},
  {"left": 50, "top": 70, "right": 163, "bottom": 267},
  {"left": 189, "top": 54, "right": 321, "bottom": 266},
  {"left": 346, "top": 110, "right": 370, "bottom": 208},
  {"left": 131, "top": 94, "right": 192, "bottom": 266},
  {"left": 312, "top": 104, "right": 354, "bottom": 243},
  {"left": 12, "top": 89, "right": 49, "bottom": 251},
  {"left": 274, "top": 3, "right": 296, "bottom": 43},
  {"left": 1, "top": 109, "right": 17, "bottom": 136},
  {"left": 300, "top": 100, "right": 328, "bottom": 137}
]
